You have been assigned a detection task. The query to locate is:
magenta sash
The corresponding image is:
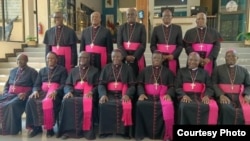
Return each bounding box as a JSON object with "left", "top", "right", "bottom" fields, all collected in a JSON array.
[
  {"left": 107, "top": 82, "right": 132, "bottom": 126},
  {"left": 192, "top": 43, "right": 213, "bottom": 76},
  {"left": 183, "top": 82, "right": 218, "bottom": 125},
  {"left": 145, "top": 84, "right": 174, "bottom": 140},
  {"left": 157, "top": 44, "right": 177, "bottom": 75},
  {"left": 52, "top": 46, "right": 71, "bottom": 72},
  {"left": 123, "top": 42, "right": 145, "bottom": 72},
  {"left": 219, "top": 84, "right": 250, "bottom": 125},
  {"left": 183, "top": 83, "right": 205, "bottom": 93},
  {"left": 8, "top": 85, "right": 32, "bottom": 94},
  {"left": 74, "top": 81, "right": 93, "bottom": 130},
  {"left": 41, "top": 82, "right": 59, "bottom": 129},
  {"left": 85, "top": 44, "right": 107, "bottom": 68}
]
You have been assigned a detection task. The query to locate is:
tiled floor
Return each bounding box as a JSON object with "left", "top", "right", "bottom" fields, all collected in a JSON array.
[{"left": 0, "top": 119, "right": 161, "bottom": 141}]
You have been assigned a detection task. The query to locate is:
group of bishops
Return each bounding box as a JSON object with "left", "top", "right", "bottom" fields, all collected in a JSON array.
[{"left": 0, "top": 7, "right": 250, "bottom": 141}]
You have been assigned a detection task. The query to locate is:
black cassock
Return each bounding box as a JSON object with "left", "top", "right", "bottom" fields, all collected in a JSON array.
[
  {"left": 25, "top": 65, "right": 67, "bottom": 129},
  {"left": 117, "top": 22, "right": 146, "bottom": 76},
  {"left": 98, "top": 63, "right": 136, "bottom": 137},
  {"left": 80, "top": 26, "right": 113, "bottom": 71},
  {"left": 150, "top": 24, "right": 183, "bottom": 75},
  {"left": 212, "top": 64, "right": 250, "bottom": 124},
  {"left": 58, "top": 66, "right": 99, "bottom": 139},
  {"left": 0, "top": 66, "right": 37, "bottom": 135},
  {"left": 135, "top": 65, "right": 175, "bottom": 140},
  {"left": 43, "top": 25, "right": 78, "bottom": 70},
  {"left": 175, "top": 67, "right": 214, "bottom": 124},
  {"left": 183, "top": 27, "right": 222, "bottom": 75}
]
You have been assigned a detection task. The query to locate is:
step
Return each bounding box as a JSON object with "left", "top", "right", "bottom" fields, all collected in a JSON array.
[
  {"left": 0, "top": 82, "right": 5, "bottom": 94},
  {"left": 8, "top": 57, "right": 45, "bottom": 62},
  {"left": 0, "top": 68, "right": 41, "bottom": 75},
  {"left": 16, "top": 52, "right": 44, "bottom": 57},
  {"left": 0, "top": 75, "right": 9, "bottom": 82},
  {"left": 23, "top": 47, "right": 45, "bottom": 52},
  {"left": 0, "top": 68, "right": 12, "bottom": 75},
  {"left": 0, "top": 62, "right": 46, "bottom": 68}
]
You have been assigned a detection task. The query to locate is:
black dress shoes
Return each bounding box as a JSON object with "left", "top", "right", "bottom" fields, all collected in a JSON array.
[
  {"left": 28, "top": 126, "right": 42, "bottom": 138},
  {"left": 99, "top": 133, "right": 111, "bottom": 138},
  {"left": 61, "top": 134, "right": 69, "bottom": 140},
  {"left": 46, "top": 129, "right": 54, "bottom": 137},
  {"left": 117, "top": 134, "right": 131, "bottom": 139}
]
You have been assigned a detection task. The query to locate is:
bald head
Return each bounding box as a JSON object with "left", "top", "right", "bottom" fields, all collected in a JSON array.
[
  {"left": 111, "top": 49, "right": 123, "bottom": 57},
  {"left": 187, "top": 52, "right": 200, "bottom": 69},
  {"left": 16, "top": 54, "right": 28, "bottom": 68},
  {"left": 162, "top": 9, "right": 173, "bottom": 25},
  {"left": 53, "top": 11, "right": 64, "bottom": 26},
  {"left": 189, "top": 52, "right": 200, "bottom": 58},
  {"left": 53, "top": 11, "right": 63, "bottom": 18},
  {"left": 91, "top": 11, "right": 101, "bottom": 26},
  {"left": 126, "top": 8, "right": 137, "bottom": 23},
  {"left": 111, "top": 49, "right": 123, "bottom": 65},
  {"left": 225, "top": 49, "right": 238, "bottom": 57},
  {"left": 225, "top": 49, "right": 238, "bottom": 66},
  {"left": 79, "top": 51, "right": 90, "bottom": 57},
  {"left": 152, "top": 51, "right": 163, "bottom": 66},
  {"left": 196, "top": 12, "right": 207, "bottom": 28},
  {"left": 127, "top": 8, "right": 137, "bottom": 15},
  {"left": 79, "top": 51, "right": 90, "bottom": 66},
  {"left": 17, "top": 54, "right": 28, "bottom": 61}
]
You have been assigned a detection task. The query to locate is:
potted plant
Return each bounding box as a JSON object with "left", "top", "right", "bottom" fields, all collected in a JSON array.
[
  {"left": 236, "top": 32, "right": 250, "bottom": 40},
  {"left": 26, "top": 35, "right": 37, "bottom": 47}
]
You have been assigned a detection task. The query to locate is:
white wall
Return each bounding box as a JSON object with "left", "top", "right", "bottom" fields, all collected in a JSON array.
[
  {"left": 119, "top": 0, "right": 135, "bottom": 8},
  {"left": 187, "top": 0, "right": 200, "bottom": 16},
  {"left": 76, "top": 0, "right": 102, "bottom": 12}
]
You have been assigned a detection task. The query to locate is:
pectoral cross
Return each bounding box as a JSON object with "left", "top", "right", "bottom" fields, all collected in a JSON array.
[
  {"left": 80, "top": 80, "right": 84, "bottom": 84},
  {"left": 127, "top": 41, "right": 131, "bottom": 48},
  {"left": 191, "top": 83, "right": 196, "bottom": 89},
  {"left": 90, "top": 43, "right": 94, "bottom": 48},
  {"left": 231, "top": 85, "right": 234, "bottom": 90},
  {"left": 12, "top": 86, "right": 16, "bottom": 92},
  {"left": 199, "top": 44, "right": 204, "bottom": 50},
  {"left": 114, "top": 81, "right": 118, "bottom": 88},
  {"left": 165, "top": 44, "right": 169, "bottom": 50},
  {"left": 154, "top": 83, "right": 158, "bottom": 90}
]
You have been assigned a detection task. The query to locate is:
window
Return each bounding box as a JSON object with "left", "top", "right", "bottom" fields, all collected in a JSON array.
[{"left": 0, "top": 0, "right": 24, "bottom": 41}]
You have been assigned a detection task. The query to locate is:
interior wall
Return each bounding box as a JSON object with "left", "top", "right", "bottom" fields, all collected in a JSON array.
[{"left": 76, "top": 0, "right": 102, "bottom": 12}]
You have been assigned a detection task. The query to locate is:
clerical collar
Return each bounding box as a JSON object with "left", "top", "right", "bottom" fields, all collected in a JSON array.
[
  {"left": 92, "top": 25, "right": 100, "bottom": 29},
  {"left": 129, "top": 22, "right": 135, "bottom": 26},
  {"left": 113, "top": 64, "right": 121, "bottom": 68},
  {"left": 153, "top": 65, "right": 161, "bottom": 69},
  {"left": 19, "top": 66, "right": 27, "bottom": 70},
  {"left": 57, "top": 25, "right": 63, "bottom": 29},
  {"left": 229, "top": 65, "right": 235, "bottom": 68},
  {"left": 164, "top": 23, "right": 171, "bottom": 27},
  {"left": 191, "top": 67, "right": 198, "bottom": 71},
  {"left": 49, "top": 65, "right": 57, "bottom": 70},
  {"left": 81, "top": 65, "right": 89, "bottom": 70},
  {"left": 198, "top": 26, "right": 206, "bottom": 30}
]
